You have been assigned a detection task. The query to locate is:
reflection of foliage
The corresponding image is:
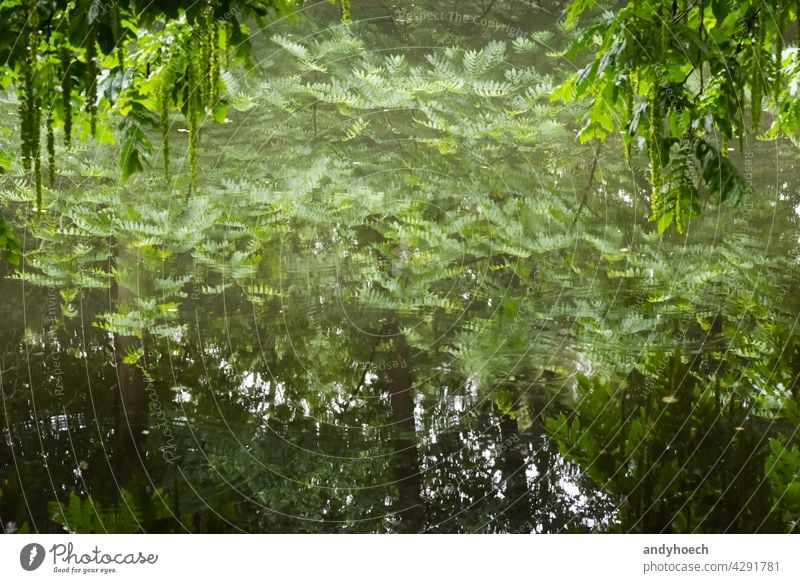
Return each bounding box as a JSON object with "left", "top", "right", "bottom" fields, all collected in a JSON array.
[
  {"left": 48, "top": 488, "right": 170, "bottom": 534},
  {"left": 765, "top": 439, "right": 800, "bottom": 532},
  {"left": 2, "top": 7, "right": 800, "bottom": 534},
  {"left": 546, "top": 361, "right": 800, "bottom": 533}
]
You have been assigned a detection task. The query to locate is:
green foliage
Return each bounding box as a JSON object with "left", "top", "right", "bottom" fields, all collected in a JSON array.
[
  {"left": 545, "top": 342, "right": 800, "bottom": 532},
  {"left": 765, "top": 439, "right": 800, "bottom": 532},
  {"left": 0, "top": 0, "right": 299, "bottom": 203},
  {"left": 0, "top": 211, "right": 20, "bottom": 266},
  {"left": 3, "top": 8, "right": 800, "bottom": 534},
  {"left": 554, "top": 0, "right": 800, "bottom": 233},
  {"left": 49, "top": 489, "right": 170, "bottom": 533}
]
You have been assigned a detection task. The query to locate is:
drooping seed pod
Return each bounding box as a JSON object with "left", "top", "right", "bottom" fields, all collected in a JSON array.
[
  {"left": 750, "top": 18, "right": 763, "bottom": 131},
  {"left": 19, "top": 100, "right": 30, "bottom": 174},
  {"left": 622, "top": 79, "right": 634, "bottom": 172},
  {"left": 210, "top": 22, "right": 220, "bottom": 104},
  {"left": 200, "top": 20, "right": 210, "bottom": 110},
  {"left": 34, "top": 148, "right": 43, "bottom": 212},
  {"left": 775, "top": 10, "right": 785, "bottom": 101},
  {"left": 187, "top": 40, "right": 199, "bottom": 194},
  {"left": 25, "top": 0, "right": 42, "bottom": 211},
  {"left": 648, "top": 88, "right": 662, "bottom": 215},
  {"left": 32, "top": 91, "right": 42, "bottom": 212},
  {"left": 19, "top": 8, "right": 35, "bottom": 174},
  {"left": 61, "top": 45, "right": 73, "bottom": 148},
  {"left": 46, "top": 106, "right": 55, "bottom": 186},
  {"left": 160, "top": 74, "right": 171, "bottom": 182},
  {"left": 85, "top": 25, "right": 98, "bottom": 137}
]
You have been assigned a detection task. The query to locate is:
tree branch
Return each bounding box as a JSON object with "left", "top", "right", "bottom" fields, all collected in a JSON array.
[{"left": 573, "top": 142, "right": 601, "bottom": 224}]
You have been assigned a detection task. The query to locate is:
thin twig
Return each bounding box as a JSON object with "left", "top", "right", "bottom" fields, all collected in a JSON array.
[
  {"left": 573, "top": 141, "right": 601, "bottom": 224},
  {"left": 479, "top": 0, "right": 499, "bottom": 19}
]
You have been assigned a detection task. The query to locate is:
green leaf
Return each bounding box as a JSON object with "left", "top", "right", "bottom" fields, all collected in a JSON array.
[
  {"left": 119, "top": 120, "right": 152, "bottom": 181},
  {"left": 494, "top": 390, "right": 517, "bottom": 418},
  {"left": 123, "top": 346, "right": 145, "bottom": 365},
  {"left": 550, "top": 77, "right": 577, "bottom": 103},
  {"left": 695, "top": 138, "right": 747, "bottom": 205},
  {"left": 565, "top": 0, "right": 594, "bottom": 29},
  {"left": 212, "top": 102, "right": 229, "bottom": 124},
  {"left": 0, "top": 148, "right": 11, "bottom": 173},
  {"left": 668, "top": 109, "right": 690, "bottom": 138},
  {"left": 657, "top": 210, "right": 674, "bottom": 234},
  {"left": 710, "top": 0, "right": 731, "bottom": 23}
]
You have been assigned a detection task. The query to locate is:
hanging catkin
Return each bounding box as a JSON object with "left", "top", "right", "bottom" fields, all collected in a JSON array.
[
  {"left": 775, "top": 10, "right": 785, "bottom": 101},
  {"left": 86, "top": 25, "right": 98, "bottom": 137},
  {"left": 648, "top": 3, "right": 668, "bottom": 214},
  {"left": 60, "top": 4, "right": 73, "bottom": 149},
  {"left": 648, "top": 88, "right": 662, "bottom": 215},
  {"left": 187, "top": 39, "right": 199, "bottom": 194},
  {"left": 160, "top": 73, "right": 171, "bottom": 181},
  {"left": 19, "top": 23, "right": 33, "bottom": 174},
  {"left": 750, "top": 18, "right": 763, "bottom": 131},
  {"left": 24, "top": 0, "right": 42, "bottom": 211},
  {"left": 210, "top": 22, "right": 220, "bottom": 104},
  {"left": 201, "top": 15, "right": 212, "bottom": 109},
  {"left": 623, "top": 79, "right": 634, "bottom": 172},
  {"left": 61, "top": 45, "right": 73, "bottom": 148},
  {"left": 46, "top": 106, "right": 55, "bottom": 186}
]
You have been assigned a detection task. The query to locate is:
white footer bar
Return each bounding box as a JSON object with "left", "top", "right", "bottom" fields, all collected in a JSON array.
[{"left": 2, "top": 535, "right": 797, "bottom": 582}]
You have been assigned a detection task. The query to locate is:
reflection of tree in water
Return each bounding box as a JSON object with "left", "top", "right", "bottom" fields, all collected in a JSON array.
[
  {"left": 3, "top": 233, "right": 799, "bottom": 532},
  {"left": 111, "top": 243, "right": 148, "bottom": 492},
  {"left": 2, "top": 1, "right": 800, "bottom": 534},
  {"left": 0, "top": 259, "right": 611, "bottom": 532}
]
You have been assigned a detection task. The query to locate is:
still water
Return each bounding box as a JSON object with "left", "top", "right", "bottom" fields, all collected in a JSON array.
[{"left": 2, "top": 2, "right": 799, "bottom": 533}]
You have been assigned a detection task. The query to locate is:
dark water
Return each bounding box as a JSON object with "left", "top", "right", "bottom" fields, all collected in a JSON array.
[{"left": 2, "top": 1, "right": 800, "bottom": 533}]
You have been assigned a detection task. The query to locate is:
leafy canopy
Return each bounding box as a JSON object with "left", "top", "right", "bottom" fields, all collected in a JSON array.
[{"left": 554, "top": 0, "right": 800, "bottom": 233}]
